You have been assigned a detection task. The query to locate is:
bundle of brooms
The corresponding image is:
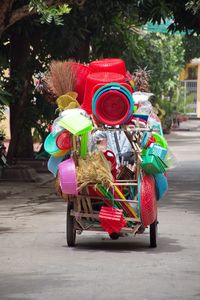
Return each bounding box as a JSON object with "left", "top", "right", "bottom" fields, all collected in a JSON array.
[{"left": 76, "top": 152, "right": 114, "bottom": 191}]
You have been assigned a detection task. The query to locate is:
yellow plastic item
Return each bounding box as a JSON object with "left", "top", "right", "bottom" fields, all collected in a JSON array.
[{"left": 56, "top": 91, "right": 79, "bottom": 111}]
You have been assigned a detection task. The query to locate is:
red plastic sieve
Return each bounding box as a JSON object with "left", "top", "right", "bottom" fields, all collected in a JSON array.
[
  {"left": 82, "top": 72, "right": 125, "bottom": 114},
  {"left": 56, "top": 131, "right": 72, "bottom": 151},
  {"left": 89, "top": 58, "right": 126, "bottom": 76},
  {"left": 139, "top": 174, "right": 157, "bottom": 227},
  {"left": 95, "top": 90, "right": 130, "bottom": 126}
]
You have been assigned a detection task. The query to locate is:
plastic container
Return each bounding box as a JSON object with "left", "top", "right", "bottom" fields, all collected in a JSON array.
[
  {"left": 71, "top": 63, "right": 90, "bottom": 104},
  {"left": 147, "top": 144, "right": 167, "bottom": 160},
  {"left": 82, "top": 72, "right": 125, "bottom": 114},
  {"left": 58, "top": 158, "right": 78, "bottom": 195},
  {"left": 152, "top": 132, "right": 168, "bottom": 149},
  {"left": 103, "top": 150, "right": 117, "bottom": 178},
  {"left": 92, "top": 83, "right": 134, "bottom": 124},
  {"left": 44, "top": 132, "right": 68, "bottom": 156},
  {"left": 56, "top": 131, "right": 72, "bottom": 151},
  {"left": 154, "top": 173, "right": 168, "bottom": 201},
  {"left": 95, "top": 90, "right": 130, "bottom": 126},
  {"left": 89, "top": 58, "right": 126, "bottom": 76},
  {"left": 58, "top": 112, "right": 92, "bottom": 136},
  {"left": 140, "top": 154, "right": 166, "bottom": 174},
  {"left": 47, "top": 155, "right": 65, "bottom": 177}
]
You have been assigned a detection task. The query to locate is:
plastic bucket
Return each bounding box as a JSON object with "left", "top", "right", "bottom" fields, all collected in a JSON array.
[
  {"left": 58, "top": 158, "right": 78, "bottom": 195},
  {"left": 89, "top": 58, "right": 126, "bottom": 76},
  {"left": 82, "top": 72, "right": 125, "bottom": 114},
  {"left": 71, "top": 63, "right": 90, "bottom": 105}
]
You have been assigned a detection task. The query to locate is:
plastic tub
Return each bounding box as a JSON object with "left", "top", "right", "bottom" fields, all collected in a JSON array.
[
  {"left": 58, "top": 158, "right": 78, "bottom": 195},
  {"left": 82, "top": 72, "right": 125, "bottom": 114},
  {"left": 89, "top": 58, "right": 126, "bottom": 75}
]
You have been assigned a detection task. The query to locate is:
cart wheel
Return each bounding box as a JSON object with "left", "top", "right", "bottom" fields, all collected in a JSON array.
[
  {"left": 66, "top": 202, "right": 76, "bottom": 247},
  {"left": 150, "top": 219, "right": 157, "bottom": 248},
  {"left": 109, "top": 232, "right": 119, "bottom": 240}
]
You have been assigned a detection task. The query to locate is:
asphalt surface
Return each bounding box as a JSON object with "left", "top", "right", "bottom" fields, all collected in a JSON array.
[{"left": 0, "top": 121, "right": 200, "bottom": 300}]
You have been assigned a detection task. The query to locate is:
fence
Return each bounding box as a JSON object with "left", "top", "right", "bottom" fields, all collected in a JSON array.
[{"left": 180, "top": 80, "right": 197, "bottom": 115}]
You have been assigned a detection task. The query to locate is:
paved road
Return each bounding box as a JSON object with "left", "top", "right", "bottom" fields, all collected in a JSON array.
[{"left": 0, "top": 127, "right": 200, "bottom": 300}]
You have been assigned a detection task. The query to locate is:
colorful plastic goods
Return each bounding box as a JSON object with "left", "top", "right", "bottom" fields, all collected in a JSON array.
[
  {"left": 56, "top": 130, "right": 72, "bottom": 151},
  {"left": 58, "top": 158, "right": 78, "bottom": 195},
  {"left": 152, "top": 132, "right": 168, "bottom": 149},
  {"left": 58, "top": 112, "right": 92, "bottom": 136},
  {"left": 103, "top": 150, "right": 117, "bottom": 178},
  {"left": 138, "top": 174, "right": 157, "bottom": 227},
  {"left": 71, "top": 63, "right": 90, "bottom": 105},
  {"left": 92, "top": 83, "right": 134, "bottom": 125},
  {"left": 80, "top": 132, "right": 88, "bottom": 158},
  {"left": 99, "top": 206, "right": 126, "bottom": 234},
  {"left": 95, "top": 90, "right": 130, "bottom": 126},
  {"left": 47, "top": 155, "right": 65, "bottom": 177},
  {"left": 44, "top": 132, "right": 68, "bottom": 156},
  {"left": 147, "top": 144, "right": 167, "bottom": 160},
  {"left": 89, "top": 58, "right": 126, "bottom": 76},
  {"left": 154, "top": 173, "right": 168, "bottom": 201},
  {"left": 82, "top": 72, "right": 125, "bottom": 114},
  {"left": 140, "top": 154, "right": 167, "bottom": 174},
  {"left": 141, "top": 132, "right": 156, "bottom": 149}
]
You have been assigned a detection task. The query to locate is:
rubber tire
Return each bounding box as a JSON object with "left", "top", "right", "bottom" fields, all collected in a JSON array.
[
  {"left": 150, "top": 220, "right": 157, "bottom": 248},
  {"left": 66, "top": 202, "right": 76, "bottom": 247},
  {"left": 109, "top": 232, "right": 119, "bottom": 240}
]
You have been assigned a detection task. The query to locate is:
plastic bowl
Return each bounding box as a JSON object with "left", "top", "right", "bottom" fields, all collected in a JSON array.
[
  {"left": 95, "top": 90, "right": 130, "bottom": 126},
  {"left": 56, "top": 131, "right": 72, "bottom": 151},
  {"left": 44, "top": 132, "right": 68, "bottom": 156},
  {"left": 58, "top": 158, "right": 78, "bottom": 195},
  {"left": 82, "top": 72, "right": 125, "bottom": 114}
]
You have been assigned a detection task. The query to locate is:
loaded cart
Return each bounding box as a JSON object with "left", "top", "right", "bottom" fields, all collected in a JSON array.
[{"left": 43, "top": 58, "right": 169, "bottom": 249}]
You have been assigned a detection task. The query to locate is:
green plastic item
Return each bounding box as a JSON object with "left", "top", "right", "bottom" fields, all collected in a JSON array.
[
  {"left": 152, "top": 132, "right": 168, "bottom": 149},
  {"left": 80, "top": 132, "right": 88, "bottom": 158},
  {"left": 140, "top": 154, "right": 166, "bottom": 174},
  {"left": 58, "top": 113, "right": 92, "bottom": 136}
]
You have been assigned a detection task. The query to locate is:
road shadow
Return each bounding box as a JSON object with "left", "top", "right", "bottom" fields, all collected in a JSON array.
[{"left": 63, "top": 233, "right": 184, "bottom": 254}]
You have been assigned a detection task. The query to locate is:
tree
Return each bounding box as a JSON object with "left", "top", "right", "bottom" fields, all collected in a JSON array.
[{"left": 1, "top": 0, "right": 140, "bottom": 162}]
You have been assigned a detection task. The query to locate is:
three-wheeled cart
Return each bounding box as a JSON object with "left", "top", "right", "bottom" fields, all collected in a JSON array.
[{"left": 65, "top": 125, "right": 158, "bottom": 248}]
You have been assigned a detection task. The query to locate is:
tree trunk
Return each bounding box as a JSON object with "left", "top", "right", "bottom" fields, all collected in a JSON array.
[{"left": 7, "top": 29, "right": 34, "bottom": 163}]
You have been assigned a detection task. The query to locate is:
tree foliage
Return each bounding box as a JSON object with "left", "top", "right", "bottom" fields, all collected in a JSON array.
[{"left": 138, "top": 0, "right": 200, "bottom": 34}]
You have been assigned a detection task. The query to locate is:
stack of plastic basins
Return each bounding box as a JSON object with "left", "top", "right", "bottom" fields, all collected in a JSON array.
[
  {"left": 82, "top": 72, "right": 126, "bottom": 114},
  {"left": 81, "top": 58, "right": 129, "bottom": 114}
]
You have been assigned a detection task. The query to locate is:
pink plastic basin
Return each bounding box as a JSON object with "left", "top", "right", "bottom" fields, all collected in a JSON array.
[{"left": 58, "top": 158, "right": 78, "bottom": 195}]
